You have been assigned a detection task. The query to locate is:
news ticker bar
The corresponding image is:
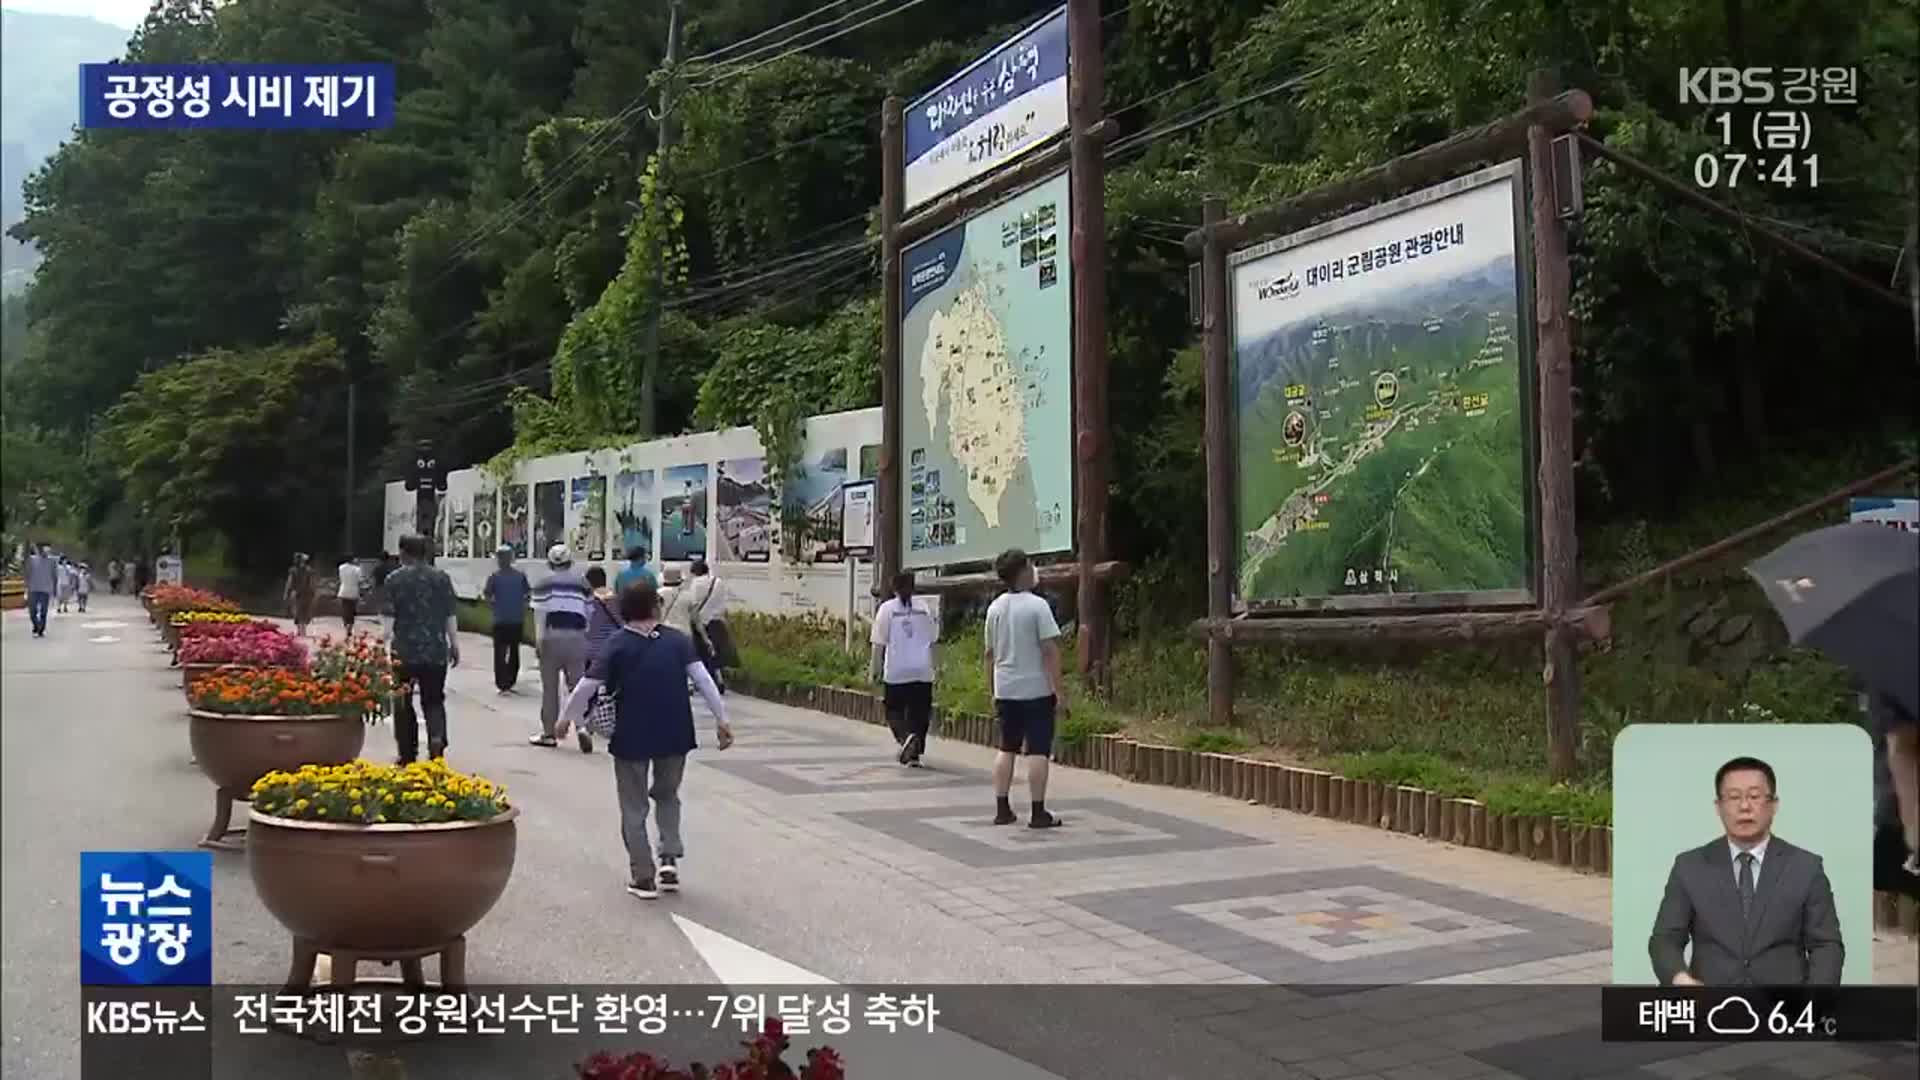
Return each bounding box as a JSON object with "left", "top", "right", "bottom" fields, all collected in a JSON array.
[{"left": 1601, "top": 987, "right": 1917, "bottom": 1042}]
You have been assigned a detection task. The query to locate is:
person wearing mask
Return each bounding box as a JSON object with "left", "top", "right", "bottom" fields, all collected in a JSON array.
[
  {"left": 24, "top": 542, "right": 57, "bottom": 638},
  {"left": 529, "top": 543, "right": 592, "bottom": 748},
  {"left": 684, "top": 560, "right": 732, "bottom": 692},
  {"left": 285, "top": 553, "right": 317, "bottom": 637},
  {"left": 616, "top": 546, "right": 658, "bottom": 594},
  {"left": 482, "top": 546, "right": 531, "bottom": 695},
  {"left": 872, "top": 572, "right": 937, "bottom": 767},
  {"left": 984, "top": 548, "right": 1068, "bottom": 829},
  {"left": 75, "top": 563, "right": 92, "bottom": 613},
  {"left": 577, "top": 565, "right": 622, "bottom": 755},
  {"left": 557, "top": 582, "right": 734, "bottom": 899},
  {"left": 336, "top": 553, "right": 364, "bottom": 635},
  {"left": 381, "top": 534, "right": 461, "bottom": 764}
]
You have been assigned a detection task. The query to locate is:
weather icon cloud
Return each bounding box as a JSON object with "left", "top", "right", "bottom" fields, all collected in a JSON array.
[{"left": 1707, "top": 996, "right": 1760, "bottom": 1035}]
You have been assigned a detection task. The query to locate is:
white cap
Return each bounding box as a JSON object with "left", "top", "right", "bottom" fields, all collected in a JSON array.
[{"left": 547, "top": 543, "right": 573, "bottom": 567}]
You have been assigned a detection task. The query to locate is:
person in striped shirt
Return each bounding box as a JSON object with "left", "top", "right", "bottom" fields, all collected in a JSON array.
[{"left": 530, "top": 544, "right": 593, "bottom": 749}]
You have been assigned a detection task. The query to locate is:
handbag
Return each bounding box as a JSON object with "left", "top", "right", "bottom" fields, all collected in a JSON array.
[{"left": 585, "top": 688, "right": 619, "bottom": 738}]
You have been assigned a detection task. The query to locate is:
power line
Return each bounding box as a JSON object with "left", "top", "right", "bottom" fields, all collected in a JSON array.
[
  {"left": 689, "top": 0, "right": 941, "bottom": 91},
  {"left": 685, "top": 0, "right": 860, "bottom": 65},
  {"left": 691, "top": 0, "right": 901, "bottom": 79}
]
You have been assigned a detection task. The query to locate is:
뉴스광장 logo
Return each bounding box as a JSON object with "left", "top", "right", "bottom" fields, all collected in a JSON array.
[{"left": 81, "top": 851, "right": 212, "bottom": 986}]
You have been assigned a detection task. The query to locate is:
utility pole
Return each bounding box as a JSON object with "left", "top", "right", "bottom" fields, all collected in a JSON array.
[{"left": 639, "top": 0, "right": 683, "bottom": 437}]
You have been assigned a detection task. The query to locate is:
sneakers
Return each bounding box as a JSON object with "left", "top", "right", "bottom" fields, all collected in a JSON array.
[
  {"left": 577, "top": 732, "right": 594, "bottom": 754},
  {"left": 657, "top": 858, "right": 680, "bottom": 893},
  {"left": 906, "top": 733, "right": 926, "bottom": 764},
  {"left": 627, "top": 878, "right": 659, "bottom": 900},
  {"left": 528, "top": 734, "right": 558, "bottom": 748},
  {"left": 896, "top": 739, "right": 915, "bottom": 765}
]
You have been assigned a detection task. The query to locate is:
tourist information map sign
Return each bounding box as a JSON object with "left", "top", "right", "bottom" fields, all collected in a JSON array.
[
  {"left": 901, "top": 170, "right": 1073, "bottom": 570},
  {"left": 903, "top": 6, "right": 1068, "bottom": 211},
  {"left": 1230, "top": 161, "right": 1535, "bottom": 611}
]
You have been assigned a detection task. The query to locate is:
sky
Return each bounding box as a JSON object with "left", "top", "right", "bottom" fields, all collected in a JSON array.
[{"left": 4, "top": 0, "right": 151, "bottom": 29}]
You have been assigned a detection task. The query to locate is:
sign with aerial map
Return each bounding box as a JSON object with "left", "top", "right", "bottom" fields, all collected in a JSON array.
[
  {"left": 901, "top": 170, "right": 1072, "bottom": 570},
  {"left": 1231, "top": 161, "right": 1535, "bottom": 611}
]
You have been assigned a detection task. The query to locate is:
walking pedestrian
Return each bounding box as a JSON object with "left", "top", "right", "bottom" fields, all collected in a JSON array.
[
  {"left": 56, "top": 557, "right": 76, "bottom": 613},
  {"left": 75, "top": 562, "right": 92, "bottom": 613},
  {"left": 872, "top": 572, "right": 936, "bottom": 767},
  {"left": 578, "top": 565, "right": 622, "bottom": 755},
  {"left": 482, "top": 545, "right": 531, "bottom": 695},
  {"left": 133, "top": 557, "right": 150, "bottom": 595},
  {"left": 557, "top": 581, "right": 734, "bottom": 899},
  {"left": 616, "top": 546, "right": 658, "bottom": 593},
  {"left": 285, "top": 552, "right": 317, "bottom": 637},
  {"left": 382, "top": 533, "right": 460, "bottom": 764},
  {"left": 24, "top": 542, "right": 57, "bottom": 637},
  {"left": 685, "top": 559, "right": 732, "bottom": 693},
  {"left": 107, "top": 558, "right": 123, "bottom": 596},
  {"left": 336, "top": 553, "right": 364, "bottom": 635},
  {"left": 529, "top": 543, "right": 592, "bottom": 748},
  {"left": 984, "top": 549, "right": 1068, "bottom": 829}
]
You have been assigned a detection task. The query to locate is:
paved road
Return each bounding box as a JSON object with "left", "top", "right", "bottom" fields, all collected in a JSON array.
[{"left": 5, "top": 596, "right": 1915, "bottom": 1079}]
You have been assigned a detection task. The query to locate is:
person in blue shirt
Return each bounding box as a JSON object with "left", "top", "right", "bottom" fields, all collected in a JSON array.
[
  {"left": 481, "top": 546, "right": 531, "bottom": 695},
  {"left": 615, "top": 545, "right": 657, "bottom": 594},
  {"left": 558, "top": 581, "right": 733, "bottom": 900}
]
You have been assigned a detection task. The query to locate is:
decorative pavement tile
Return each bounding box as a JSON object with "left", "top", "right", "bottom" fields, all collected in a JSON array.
[
  {"left": 722, "top": 722, "right": 863, "bottom": 748},
  {"left": 1061, "top": 867, "right": 1609, "bottom": 991},
  {"left": 836, "top": 797, "right": 1268, "bottom": 868},
  {"left": 700, "top": 755, "right": 987, "bottom": 795}
]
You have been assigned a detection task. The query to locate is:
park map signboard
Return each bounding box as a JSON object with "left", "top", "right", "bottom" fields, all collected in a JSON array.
[
  {"left": 901, "top": 170, "right": 1073, "bottom": 570},
  {"left": 1230, "top": 161, "right": 1536, "bottom": 611}
]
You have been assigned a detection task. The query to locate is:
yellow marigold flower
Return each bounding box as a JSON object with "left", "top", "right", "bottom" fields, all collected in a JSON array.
[{"left": 351, "top": 804, "right": 363, "bottom": 815}]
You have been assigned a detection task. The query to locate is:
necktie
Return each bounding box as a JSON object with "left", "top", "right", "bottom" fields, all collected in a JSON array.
[{"left": 1737, "top": 851, "right": 1756, "bottom": 915}]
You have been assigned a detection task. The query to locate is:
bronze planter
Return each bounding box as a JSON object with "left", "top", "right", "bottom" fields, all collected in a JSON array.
[
  {"left": 187, "top": 710, "right": 366, "bottom": 849},
  {"left": 247, "top": 809, "right": 519, "bottom": 953}
]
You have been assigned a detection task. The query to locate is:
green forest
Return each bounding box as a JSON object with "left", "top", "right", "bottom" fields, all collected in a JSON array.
[{"left": 2, "top": 0, "right": 1915, "bottom": 790}]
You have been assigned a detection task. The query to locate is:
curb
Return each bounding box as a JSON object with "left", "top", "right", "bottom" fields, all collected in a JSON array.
[{"left": 732, "top": 674, "right": 1920, "bottom": 939}]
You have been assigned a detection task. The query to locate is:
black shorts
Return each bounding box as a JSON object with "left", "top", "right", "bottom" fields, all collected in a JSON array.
[
  {"left": 340, "top": 598, "right": 359, "bottom": 620},
  {"left": 996, "top": 696, "right": 1056, "bottom": 756}
]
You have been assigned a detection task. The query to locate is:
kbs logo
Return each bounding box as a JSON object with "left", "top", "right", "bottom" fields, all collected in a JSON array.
[
  {"left": 1256, "top": 271, "right": 1300, "bottom": 301},
  {"left": 87, "top": 1000, "right": 160, "bottom": 1034},
  {"left": 1679, "top": 68, "right": 1776, "bottom": 104}
]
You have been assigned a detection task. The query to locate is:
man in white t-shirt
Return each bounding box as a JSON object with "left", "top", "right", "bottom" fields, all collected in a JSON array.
[
  {"left": 871, "top": 572, "right": 937, "bottom": 767},
  {"left": 337, "top": 554, "right": 365, "bottom": 635},
  {"left": 984, "top": 548, "right": 1068, "bottom": 829}
]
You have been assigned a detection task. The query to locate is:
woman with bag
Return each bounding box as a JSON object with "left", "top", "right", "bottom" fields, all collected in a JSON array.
[
  {"left": 685, "top": 560, "right": 735, "bottom": 692},
  {"left": 557, "top": 581, "right": 733, "bottom": 900}
]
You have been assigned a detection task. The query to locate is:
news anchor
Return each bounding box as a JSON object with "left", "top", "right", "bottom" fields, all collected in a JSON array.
[{"left": 1648, "top": 756, "right": 1844, "bottom": 986}]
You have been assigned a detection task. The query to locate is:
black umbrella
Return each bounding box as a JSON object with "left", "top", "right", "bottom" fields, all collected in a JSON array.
[{"left": 1746, "top": 523, "right": 1918, "bottom": 715}]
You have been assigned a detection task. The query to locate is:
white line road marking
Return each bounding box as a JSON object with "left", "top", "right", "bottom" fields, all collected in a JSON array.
[
  {"left": 669, "top": 915, "right": 1066, "bottom": 1080},
  {"left": 88, "top": 636, "right": 121, "bottom": 643},
  {"left": 82, "top": 621, "right": 129, "bottom": 630}
]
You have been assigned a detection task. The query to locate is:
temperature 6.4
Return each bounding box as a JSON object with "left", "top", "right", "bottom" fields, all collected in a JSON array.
[
  {"left": 1694, "top": 152, "right": 1820, "bottom": 188},
  {"left": 1767, "top": 1000, "right": 1837, "bottom": 1038}
]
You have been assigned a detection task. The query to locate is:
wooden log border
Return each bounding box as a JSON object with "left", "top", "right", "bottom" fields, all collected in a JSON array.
[{"left": 729, "top": 674, "right": 1916, "bottom": 937}]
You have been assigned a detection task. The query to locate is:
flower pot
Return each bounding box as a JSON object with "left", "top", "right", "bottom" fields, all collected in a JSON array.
[
  {"left": 186, "top": 710, "right": 366, "bottom": 849},
  {"left": 246, "top": 808, "right": 519, "bottom": 952}
]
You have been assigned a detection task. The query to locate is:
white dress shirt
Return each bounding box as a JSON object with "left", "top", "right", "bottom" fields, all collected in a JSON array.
[{"left": 1729, "top": 835, "right": 1770, "bottom": 889}]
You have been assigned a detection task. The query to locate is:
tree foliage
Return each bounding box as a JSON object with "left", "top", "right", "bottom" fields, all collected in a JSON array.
[{"left": 0, "top": 0, "right": 1912, "bottom": 583}]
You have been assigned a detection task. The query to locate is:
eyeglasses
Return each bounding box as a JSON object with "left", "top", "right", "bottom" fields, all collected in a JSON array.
[{"left": 1717, "top": 791, "right": 1776, "bottom": 806}]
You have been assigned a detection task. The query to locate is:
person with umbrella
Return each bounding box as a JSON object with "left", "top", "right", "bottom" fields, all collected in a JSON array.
[{"left": 1749, "top": 522, "right": 1919, "bottom": 892}]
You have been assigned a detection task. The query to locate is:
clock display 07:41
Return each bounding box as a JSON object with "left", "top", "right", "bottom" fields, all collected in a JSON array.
[{"left": 1693, "top": 153, "right": 1820, "bottom": 189}]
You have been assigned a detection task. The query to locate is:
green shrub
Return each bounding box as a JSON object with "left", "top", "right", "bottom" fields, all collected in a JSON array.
[
  {"left": 1334, "top": 749, "right": 1478, "bottom": 797},
  {"left": 1482, "top": 778, "right": 1612, "bottom": 826},
  {"left": 1059, "top": 713, "right": 1122, "bottom": 746},
  {"left": 1182, "top": 730, "right": 1252, "bottom": 754}
]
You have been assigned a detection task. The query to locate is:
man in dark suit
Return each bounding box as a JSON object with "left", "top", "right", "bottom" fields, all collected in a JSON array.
[{"left": 1649, "top": 756, "right": 1844, "bottom": 986}]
